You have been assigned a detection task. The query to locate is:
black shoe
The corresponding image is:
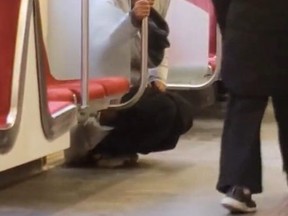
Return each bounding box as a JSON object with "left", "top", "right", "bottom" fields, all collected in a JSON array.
[{"left": 221, "top": 186, "right": 257, "bottom": 214}]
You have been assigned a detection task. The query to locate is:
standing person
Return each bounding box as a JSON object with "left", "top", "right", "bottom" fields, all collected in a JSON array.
[
  {"left": 88, "top": 0, "right": 193, "bottom": 168},
  {"left": 212, "top": 0, "right": 288, "bottom": 213}
]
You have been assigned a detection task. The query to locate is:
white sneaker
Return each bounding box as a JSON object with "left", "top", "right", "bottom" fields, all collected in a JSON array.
[{"left": 221, "top": 186, "right": 257, "bottom": 214}]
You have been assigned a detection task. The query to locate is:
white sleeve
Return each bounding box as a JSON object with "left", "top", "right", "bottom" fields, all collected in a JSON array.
[
  {"left": 108, "top": 13, "right": 139, "bottom": 47},
  {"left": 148, "top": 49, "right": 169, "bottom": 85},
  {"left": 148, "top": 0, "right": 171, "bottom": 85}
]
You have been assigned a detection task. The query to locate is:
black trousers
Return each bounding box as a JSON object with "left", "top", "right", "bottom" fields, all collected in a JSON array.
[
  {"left": 91, "top": 88, "right": 193, "bottom": 155},
  {"left": 217, "top": 94, "right": 288, "bottom": 194}
]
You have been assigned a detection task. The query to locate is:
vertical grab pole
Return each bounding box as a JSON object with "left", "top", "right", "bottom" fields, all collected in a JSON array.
[
  {"left": 81, "top": 0, "right": 89, "bottom": 108},
  {"left": 140, "top": 17, "right": 148, "bottom": 92}
]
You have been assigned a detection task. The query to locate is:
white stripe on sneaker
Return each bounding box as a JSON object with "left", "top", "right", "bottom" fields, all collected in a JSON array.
[{"left": 221, "top": 197, "right": 257, "bottom": 213}]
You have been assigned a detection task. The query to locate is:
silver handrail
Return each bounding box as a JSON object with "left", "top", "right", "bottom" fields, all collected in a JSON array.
[
  {"left": 167, "top": 66, "right": 218, "bottom": 90},
  {"left": 81, "top": 0, "right": 89, "bottom": 108},
  {"left": 108, "top": 17, "right": 149, "bottom": 110}
]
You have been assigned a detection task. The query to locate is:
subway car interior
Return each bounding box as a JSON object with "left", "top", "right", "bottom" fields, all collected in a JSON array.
[{"left": 0, "top": 0, "right": 287, "bottom": 215}]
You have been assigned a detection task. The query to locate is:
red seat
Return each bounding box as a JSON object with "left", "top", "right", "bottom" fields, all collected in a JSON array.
[
  {"left": 47, "top": 88, "right": 76, "bottom": 103},
  {"left": 35, "top": 0, "right": 130, "bottom": 106},
  {"left": 91, "top": 78, "right": 129, "bottom": 96},
  {"left": 0, "top": 0, "right": 21, "bottom": 126},
  {"left": 51, "top": 77, "right": 129, "bottom": 100},
  {"left": 38, "top": 37, "right": 106, "bottom": 103},
  {"left": 48, "top": 101, "right": 75, "bottom": 115},
  {"left": 48, "top": 81, "right": 106, "bottom": 102},
  {"left": 33, "top": 0, "right": 131, "bottom": 104},
  {"left": 38, "top": 27, "right": 129, "bottom": 103},
  {"left": 187, "top": 0, "right": 217, "bottom": 71},
  {"left": 42, "top": 43, "right": 128, "bottom": 103}
]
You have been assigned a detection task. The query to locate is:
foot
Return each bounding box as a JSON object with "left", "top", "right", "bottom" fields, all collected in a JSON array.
[
  {"left": 94, "top": 154, "right": 139, "bottom": 168},
  {"left": 221, "top": 186, "right": 257, "bottom": 214}
]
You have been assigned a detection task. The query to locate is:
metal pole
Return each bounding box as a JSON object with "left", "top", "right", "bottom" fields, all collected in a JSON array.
[
  {"left": 81, "top": 0, "right": 89, "bottom": 108},
  {"left": 140, "top": 17, "right": 149, "bottom": 90}
]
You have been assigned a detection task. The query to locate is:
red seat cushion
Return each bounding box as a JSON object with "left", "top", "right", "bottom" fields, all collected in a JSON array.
[
  {"left": 48, "top": 101, "right": 74, "bottom": 115},
  {"left": 47, "top": 88, "right": 76, "bottom": 103},
  {"left": 49, "top": 81, "right": 106, "bottom": 102},
  {"left": 91, "top": 77, "right": 130, "bottom": 96},
  {"left": 49, "top": 77, "right": 129, "bottom": 101},
  {"left": 0, "top": 0, "right": 21, "bottom": 126}
]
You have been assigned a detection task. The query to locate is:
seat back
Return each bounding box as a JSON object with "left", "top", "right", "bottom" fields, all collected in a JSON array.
[
  {"left": 166, "top": 0, "right": 210, "bottom": 85},
  {"left": 166, "top": 0, "right": 220, "bottom": 88},
  {"left": 0, "top": 0, "right": 21, "bottom": 125},
  {"left": 186, "top": 0, "right": 217, "bottom": 57},
  {"left": 46, "top": 0, "right": 132, "bottom": 80}
]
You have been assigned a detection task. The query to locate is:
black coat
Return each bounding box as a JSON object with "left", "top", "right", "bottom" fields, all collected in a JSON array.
[{"left": 212, "top": 0, "right": 288, "bottom": 96}]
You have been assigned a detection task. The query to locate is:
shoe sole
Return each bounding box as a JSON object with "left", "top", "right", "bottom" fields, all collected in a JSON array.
[
  {"left": 221, "top": 197, "right": 257, "bottom": 214},
  {"left": 96, "top": 157, "right": 139, "bottom": 168}
]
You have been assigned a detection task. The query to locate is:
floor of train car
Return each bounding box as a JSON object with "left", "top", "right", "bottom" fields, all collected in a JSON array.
[{"left": 0, "top": 101, "right": 287, "bottom": 216}]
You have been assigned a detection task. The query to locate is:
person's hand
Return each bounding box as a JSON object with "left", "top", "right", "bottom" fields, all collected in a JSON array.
[
  {"left": 152, "top": 81, "right": 166, "bottom": 92},
  {"left": 132, "top": 0, "right": 151, "bottom": 21}
]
